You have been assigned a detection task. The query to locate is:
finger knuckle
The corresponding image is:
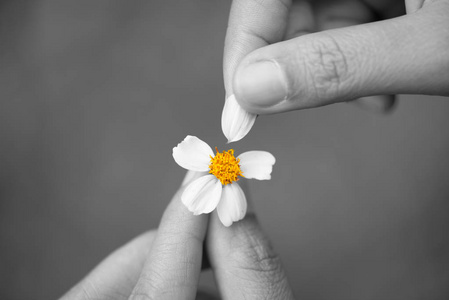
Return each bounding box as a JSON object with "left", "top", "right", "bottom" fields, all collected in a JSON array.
[
  {"left": 302, "top": 34, "right": 354, "bottom": 102},
  {"left": 130, "top": 274, "right": 162, "bottom": 300},
  {"left": 231, "top": 218, "right": 283, "bottom": 277},
  {"left": 131, "top": 264, "right": 197, "bottom": 300},
  {"left": 230, "top": 233, "right": 290, "bottom": 298},
  {"left": 66, "top": 280, "right": 105, "bottom": 300},
  {"left": 244, "top": 239, "right": 281, "bottom": 274},
  {"left": 218, "top": 217, "right": 294, "bottom": 299},
  {"left": 129, "top": 293, "right": 155, "bottom": 300},
  {"left": 130, "top": 283, "right": 172, "bottom": 300},
  {"left": 423, "top": 2, "right": 449, "bottom": 94}
]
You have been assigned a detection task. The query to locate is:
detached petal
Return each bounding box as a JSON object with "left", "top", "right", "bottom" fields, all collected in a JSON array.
[
  {"left": 173, "top": 135, "right": 214, "bottom": 172},
  {"left": 217, "top": 183, "right": 247, "bottom": 227},
  {"left": 238, "top": 151, "right": 276, "bottom": 180},
  {"left": 221, "top": 94, "right": 257, "bottom": 143},
  {"left": 182, "top": 175, "right": 222, "bottom": 215}
]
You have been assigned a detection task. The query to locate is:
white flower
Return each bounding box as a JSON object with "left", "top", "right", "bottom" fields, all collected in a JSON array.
[
  {"left": 221, "top": 94, "right": 257, "bottom": 143},
  {"left": 173, "top": 135, "right": 275, "bottom": 226}
]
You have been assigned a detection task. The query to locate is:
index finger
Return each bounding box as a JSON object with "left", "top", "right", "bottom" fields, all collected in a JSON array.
[
  {"left": 129, "top": 171, "right": 209, "bottom": 300},
  {"left": 223, "top": 0, "right": 292, "bottom": 97}
]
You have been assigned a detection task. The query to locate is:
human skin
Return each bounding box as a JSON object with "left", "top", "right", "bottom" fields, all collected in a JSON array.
[
  {"left": 61, "top": 172, "right": 295, "bottom": 300},
  {"left": 224, "top": 0, "right": 449, "bottom": 115}
]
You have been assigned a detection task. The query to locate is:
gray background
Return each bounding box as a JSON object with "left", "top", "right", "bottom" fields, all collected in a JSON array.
[{"left": 1, "top": 1, "right": 449, "bottom": 299}]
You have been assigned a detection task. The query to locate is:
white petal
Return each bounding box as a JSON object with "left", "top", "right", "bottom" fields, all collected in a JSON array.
[
  {"left": 173, "top": 135, "right": 214, "bottom": 172},
  {"left": 217, "top": 183, "right": 247, "bottom": 227},
  {"left": 238, "top": 151, "right": 276, "bottom": 180},
  {"left": 221, "top": 94, "right": 257, "bottom": 143},
  {"left": 182, "top": 175, "right": 222, "bottom": 215}
]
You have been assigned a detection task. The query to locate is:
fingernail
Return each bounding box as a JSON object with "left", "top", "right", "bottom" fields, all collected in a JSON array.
[{"left": 235, "top": 60, "right": 288, "bottom": 108}]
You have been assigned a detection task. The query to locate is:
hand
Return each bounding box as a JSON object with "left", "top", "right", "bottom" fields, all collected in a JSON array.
[
  {"left": 224, "top": 0, "right": 449, "bottom": 115},
  {"left": 61, "top": 172, "right": 294, "bottom": 300},
  {"left": 60, "top": 171, "right": 209, "bottom": 300}
]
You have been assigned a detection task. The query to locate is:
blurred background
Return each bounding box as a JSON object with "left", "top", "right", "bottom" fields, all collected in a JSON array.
[{"left": 1, "top": 1, "right": 449, "bottom": 299}]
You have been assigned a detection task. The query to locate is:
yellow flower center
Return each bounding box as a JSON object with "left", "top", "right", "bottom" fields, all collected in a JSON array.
[{"left": 209, "top": 147, "right": 243, "bottom": 185}]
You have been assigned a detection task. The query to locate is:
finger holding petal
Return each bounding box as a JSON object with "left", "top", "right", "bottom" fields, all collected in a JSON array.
[
  {"left": 182, "top": 175, "right": 222, "bottom": 215},
  {"left": 217, "top": 183, "right": 247, "bottom": 227},
  {"left": 173, "top": 135, "right": 214, "bottom": 172},
  {"left": 207, "top": 186, "right": 294, "bottom": 300},
  {"left": 129, "top": 170, "right": 208, "bottom": 300},
  {"left": 221, "top": 94, "right": 257, "bottom": 143},
  {"left": 238, "top": 151, "right": 276, "bottom": 180}
]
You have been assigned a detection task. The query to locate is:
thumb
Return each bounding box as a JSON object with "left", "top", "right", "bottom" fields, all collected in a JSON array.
[
  {"left": 233, "top": 3, "right": 449, "bottom": 115},
  {"left": 206, "top": 182, "right": 294, "bottom": 300}
]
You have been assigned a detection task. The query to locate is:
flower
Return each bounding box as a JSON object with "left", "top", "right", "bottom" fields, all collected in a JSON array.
[
  {"left": 173, "top": 135, "right": 275, "bottom": 226},
  {"left": 221, "top": 94, "right": 257, "bottom": 143}
]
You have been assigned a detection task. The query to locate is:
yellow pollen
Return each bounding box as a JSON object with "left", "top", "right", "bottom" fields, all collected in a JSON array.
[{"left": 209, "top": 147, "right": 243, "bottom": 185}]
